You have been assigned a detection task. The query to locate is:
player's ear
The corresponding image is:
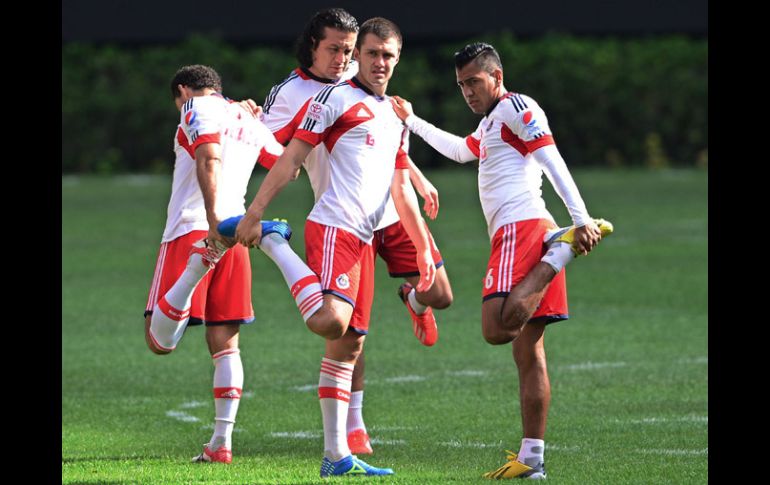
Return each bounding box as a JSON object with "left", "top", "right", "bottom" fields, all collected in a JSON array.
[{"left": 353, "top": 47, "right": 360, "bottom": 61}]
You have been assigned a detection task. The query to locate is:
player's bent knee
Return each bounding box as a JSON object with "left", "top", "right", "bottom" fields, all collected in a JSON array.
[
  {"left": 432, "top": 292, "right": 453, "bottom": 310},
  {"left": 481, "top": 321, "right": 517, "bottom": 345},
  {"left": 483, "top": 330, "right": 515, "bottom": 345},
  {"left": 145, "top": 316, "right": 173, "bottom": 355},
  {"left": 306, "top": 314, "right": 348, "bottom": 340}
]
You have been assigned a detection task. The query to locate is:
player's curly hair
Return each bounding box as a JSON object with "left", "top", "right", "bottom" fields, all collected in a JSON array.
[
  {"left": 170, "top": 65, "right": 222, "bottom": 98},
  {"left": 454, "top": 42, "right": 502, "bottom": 73},
  {"left": 295, "top": 8, "right": 359, "bottom": 69}
]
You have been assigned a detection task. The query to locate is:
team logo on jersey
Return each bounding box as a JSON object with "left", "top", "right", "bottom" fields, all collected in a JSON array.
[
  {"left": 336, "top": 273, "right": 350, "bottom": 290},
  {"left": 365, "top": 133, "right": 375, "bottom": 146},
  {"left": 307, "top": 102, "right": 324, "bottom": 121},
  {"left": 522, "top": 111, "right": 535, "bottom": 127},
  {"left": 185, "top": 110, "right": 198, "bottom": 127}
]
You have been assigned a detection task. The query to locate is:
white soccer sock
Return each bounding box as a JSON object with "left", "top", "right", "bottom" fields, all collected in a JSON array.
[
  {"left": 318, "top": 357, "right": 354, "bottom": 461},
  {"left": 407, "top": 288, "right": 429, "bottom": 315},
  {"left": 149, "top": 252, "right": 213, "bottom": 350},
  {"left": 517, "top": 438, "right": 545, "bottom": 466},
  {"left": 209, "top": 349, "right": 243, "bottom": 450},
  {"left": 540, "top": 242, "right": 575, "bottom": 274},
  {"left": 346, "top": 390, "right": 366, "bottom": 434},
  {"left": 259, "top": 233, "right": 323, "bottom": 321}
]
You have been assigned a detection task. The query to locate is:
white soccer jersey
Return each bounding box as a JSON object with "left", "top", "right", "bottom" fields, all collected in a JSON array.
[
  {"left": 466, "top": 93, "right": 557, "bottom": 238},
  {"left": 262, "top": 62, "right": 401, "bottom": 231},
  {"left": 406, "top": 92, "right": 590, "bottom": 240},
  {"left": 293, "top": 78, "right": 410, "bottom": 243},
  {"left": 161, "top": 127, "right": 208, "bottom": 242},
  {"left": 161, "top": 93, "right": 283, "bottom": 242},
  {"left": 262, "top": 63, "right": 357, "bottom": 203}
]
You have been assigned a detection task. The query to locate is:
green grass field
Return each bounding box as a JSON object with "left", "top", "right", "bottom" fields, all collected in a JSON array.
[{"left": 62, "top": 167, "right": 707, "bottom": 484}]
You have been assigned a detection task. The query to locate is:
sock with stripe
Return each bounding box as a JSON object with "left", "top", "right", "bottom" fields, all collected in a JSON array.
[
  {"left": 540, "top": 242, "right": 574, "bottom": 274},
  {"left": 318, "top": 357, "right": 354, "bottom": 461},
  {"left": 149, "top": 250, "right": 214, "bottom": 351},
  {"left": 209, "top": 348, "right": 243, "bottom": 451},
  {"left": 407, "top": 288, "right": 429, "bottom": 315},
  {"left": 517, "top": 438, "right": 545, "bottom": 467},
  {"left": 346, "top": 390, "right": 366, "bottom": 434},
  {"left": 259, "top": 233, "right": 323, "bottom": 321}
]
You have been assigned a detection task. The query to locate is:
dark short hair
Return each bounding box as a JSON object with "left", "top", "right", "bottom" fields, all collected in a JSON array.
[
  {"left": 295, "top": 8, "right": 359, "bottom": 68},
  {"left": 454, "top": 42, "right": 502, "bottom": 72},
  {"left": 170, "top": 64, "right": 222, "bottom": 98},
  {"left": 357, "top": 17, "right": 402, "bottom": 50}
]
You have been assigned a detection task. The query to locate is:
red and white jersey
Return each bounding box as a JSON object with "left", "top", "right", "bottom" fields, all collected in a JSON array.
[
  {"left": 405, "top": 91, "right": 591, "bottom": 240},
  {"left": 464, "top": 93, "right": 568, "bottom": 239},
  {"left": 161, "top": 127, "right": 207, "bottom": 242},
  {"left": 293, "top": 78, "right": 410, "bottom": 243},
  {"left": 262, "top": 63, "right": 402, "bottom": 231},
  {"left": 262, "top": 63, "right": 357, "bottom": 203},
  {"left": 161, "top": 93, "right": 282, "bottom": 242}
]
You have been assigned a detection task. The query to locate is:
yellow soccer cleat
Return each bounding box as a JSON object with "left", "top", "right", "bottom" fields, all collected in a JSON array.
[
  {"left": 544, "top": 218, "right": 614, "bottom": 255},
  {"left": 482, "top": 450, "right": 533, "bottom": 479}
]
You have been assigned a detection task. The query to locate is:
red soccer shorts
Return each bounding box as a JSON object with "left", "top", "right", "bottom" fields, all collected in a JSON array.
[
  {"left": 145, "top": 230, "right": 254, "bottom": 325},
  {"left": 372, "top": 220, "right": 444, "bottom": 277},
  {"left": 482, "top": 219, "right": 568, "bottom": 323},
  {"left": 305, "top": 220, "right": 374, "bottom": 333}
]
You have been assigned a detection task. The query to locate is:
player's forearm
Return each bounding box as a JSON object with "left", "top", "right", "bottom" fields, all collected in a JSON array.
[
  {"left": 391, "top": 171, "right": 431, "bottom": 252},
  {"left": 245, "top": 139, "right": 309, "bottom": 218},
  {"left": 407, "top": 157, "right": 428, "bottom": 192},
  {"left": 404, "top": 115, "right": 476, "bottom": 163},
  {"left": 533, "top": 145, "right": 591, "bottom": 226},
  {"left": 246, "top": 158, "right": 295, "bottom": 218},
  {"left": 195, "top": 151, "right": 222, "bottom": 227}
]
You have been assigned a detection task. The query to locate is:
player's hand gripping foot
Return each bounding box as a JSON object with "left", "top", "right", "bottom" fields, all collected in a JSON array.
[
  {"left": 189, "top": 237, "right": 228, "bottom": 268},
  {"left": 544, "top": 218, "right": 614, "bottom": 256},
  {"left": 398, "top": 282, "right": 438, "bottom": 346},
  {"left": 218, "top": 215, "right": 292, "bottom": 242}
]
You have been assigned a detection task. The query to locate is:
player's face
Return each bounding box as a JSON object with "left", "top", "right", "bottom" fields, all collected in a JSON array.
[
  {"left": 455, "top": 62, "right": 501, "bottom": 115},
  {"left": 311, "top": 27, "right": 357, "bottom": 80},
  {"left": 354, "top": 33, "right": 401, "bottom": 95}
]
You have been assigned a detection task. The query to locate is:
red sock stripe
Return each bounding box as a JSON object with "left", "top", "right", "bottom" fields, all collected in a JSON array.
[
  {"left": 299, "top": 292, "right": 324, "bottom": 316},
  {"left": 318, "top": 386, "right": 350, "bottom": 402},
  {"left": 157, "top": 296, "right": 190, "bottom": 321},
  {"left": 213, "top": 387, "right": 242, "bottom": 399},
  {"left": 320, "top": 361, "right": 353, "bottom": 378},
  {"left": 212, "top": 348, "right": 240, "bottom": 360},
  {"left": 291, "top": 275, "right": 320, "bottom": 298},
  {"left": 321, "top": 359, "right": 354, "bottom": 373}
]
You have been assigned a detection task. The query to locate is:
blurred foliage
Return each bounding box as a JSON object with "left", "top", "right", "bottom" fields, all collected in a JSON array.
[{"left": 62, "top": 33, "right": 707, "bottom": 173}]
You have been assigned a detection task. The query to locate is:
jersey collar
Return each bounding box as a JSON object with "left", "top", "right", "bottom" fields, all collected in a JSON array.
[
  {"left": 349, "top": 76, "right": 375, "bottom": 95},
  {"left": 484, "top": 92, "right": 513, "bottom": 117},
  {"left": 297, "top": 67, "right": 337, "bottom": 84}
]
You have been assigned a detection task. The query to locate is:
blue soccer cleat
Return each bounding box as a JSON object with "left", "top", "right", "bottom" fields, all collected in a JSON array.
[
  {"left": 261, "top": 218, "right": 292, "bottom": 241},
  {"left": 216, "top": 215, "right": 243, "bottom": 238},
  {"left": 320, "top": 455, "right": 394, "bottom": 477},
  {"left": 217, "top": 215, "right": 292, "bottom": 241}
]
